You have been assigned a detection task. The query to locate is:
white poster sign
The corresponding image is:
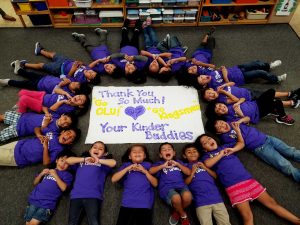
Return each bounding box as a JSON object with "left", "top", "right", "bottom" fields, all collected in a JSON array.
[{"left": 85, "top": 86, "right": 204, "bottom": 144}]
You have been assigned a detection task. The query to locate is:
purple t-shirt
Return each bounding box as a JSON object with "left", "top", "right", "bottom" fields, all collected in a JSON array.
[
  {"left": 217, "top": 86, "right": 252, "bottom": 104},
  {"left": 202, "top": 145, "right": 252, "bottom": 188},
  {"left": 90, "top": 45, "right": 111, "bottom": 74},
  {"left": 152, "top": 160, "right": 188, "bottom": 199},
  {"left": 220, "top": 123, "right": 267, "bottom": 151},
  {"left": 225, "top": 102, "right": 259, "bottom": 124},
  {"left": 14, "top": 131, "right": 64, "bottom": 167},
  {"left": 187, "top": 162, "right": 223, "bottom": 207},
  {"left": 226, "top": 66, "right": 245, "bottom": 86},
  {"left": 169, "top": 47, "right": 185, "bottom": 73},
  {"left": 61, "top": 61, "right": 90, "bottom": 83},
  {"left": 70, "top": 160, "right": 112, "bottom": 200},
  {"left": 192, "top": 49, "right": 212, "bottom": 64},
  {"left": 37, "top": 76, "right": 61, "bottom": 93},
  {"left": 118, "top": 161, "right": 155, "bottom": 209},
  {"left": 207, "top": 70, "right": 226, "bottom": 90},
  {"left": 43, "top": 94, "right": 76, "bottom": 116},
  {"left": 16, "top": 113, "right": 44, "bottom": 137},
  {"left": 29, "top": 169, "right": 73, "bottom": 210}
]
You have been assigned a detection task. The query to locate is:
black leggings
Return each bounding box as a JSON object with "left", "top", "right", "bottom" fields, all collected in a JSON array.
[
  {"left": 198, "top": 36, "right": 215, "bottom": 52},
  {"left": 256, "top": 88, "right": 285, "bottom": 118},
  {"left": 8, "top": 68, "right": 43, "bottom": 90},
  {"left": 120, "top": 29, "right": 140, "bottom": 50},
  {"left": 116, "top": 207, "right": 152, "bottom": 225},
  {"left": 76, "top": 32, "right": 108, "bottom": 53}
]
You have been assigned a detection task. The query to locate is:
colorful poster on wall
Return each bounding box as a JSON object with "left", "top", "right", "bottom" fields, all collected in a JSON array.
[
  {"left": 276, "top": 0, "right": 297, "bottom": 16},
  {"left": 85, "top": 86, "right": 204, "bottom": 144}
]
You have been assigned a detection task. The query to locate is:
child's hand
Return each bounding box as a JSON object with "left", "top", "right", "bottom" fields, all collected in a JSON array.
[
  {"left": 197, "top": 162, "right": 206, "bottom": 169},
  {"left": 135, "top": 164, "right": 147, "bottom": 174},
  {"left": 223, "top": 148, "right": 234, "bottom": 156},
  {"left": 63, "top": 99, "right": 72, "bottom": 105},
  {"left": 41, "top": 168, "right": 50, "bottom": 176},
  {"left": 60, "top": 79, "right": 71, "bottom": 86},
  {"left": 231, "top": 121, "right": 241, "bottom": 133},
  {"left": 48, "top": 169, "right": 57, "bottom": 177},
  {"left": 166, "top": 160, "right": 176, "bottom": 168},
  {"left": 191, "top": 164, "right": 198, "bottom": 174},
  {"left": 125, "top": 55, "right": 134, "bottom": 62},
  {"left": 37, "top": 135, "right": 47, "bottom": 144}
]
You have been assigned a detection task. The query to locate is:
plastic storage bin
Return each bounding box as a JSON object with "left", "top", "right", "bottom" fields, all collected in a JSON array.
[
  {"left": 174, "top": 9, "right": 185, "bottom": 18},
  {"left": 47, "top": 0, "right": 69, "bottom": 7},
  {"left": 148, "top": 8, "right": 162, "bottom": 18},
  {"left": 139, "top": 9, "right": 150, "bottom": 20},
  {"left": 246, "top": 9, "right": 268, "bottom": 19},
  {"left": 74, "top": 0, "right": 93, "bottom": 7},
  {"left": 127, "top": 9, "right": 140, "bottom": 20},
  {"left": 184, "top": 16, "right": 196, "bottom": 22},
  {"left": 151, "top": 0, "right": 162, "bottom": 6},
  {"left": 99, "top": 10, "right": 123, "bottom": 23},
  {"left": 126, "top": 0, "right": 139, "bottom": 6},
  {"left": 162, "top": 9, "right": 174, "bottom": 18},
  {"left": 174, "top": 17, "right": 184, "bottom": 23},
  {"left": 187, "top": 0, "right": 199, "bottom": 6},
  {"left": 176, "top": 0, "right": 188, "bottom": 5},
  {"left": 185, "top": 9, "right": 198, "bottom": 17},
  {"left": 32, "top": 2, "right": 48, "bottom": 11},
  {"left": 17, "top": 3, "right": 32, "bottom": 11},
  {"left": 152, "top": 16, "right": 162, "bottom": 24},
  {"left": 139, "top": 0, "right": 151, "bottom": 6},
  {"left": 211, "top": 0, "right": 231, "bottom": 3},
  {"left": 53, "top": 13, "right": 73, "bottom": 25},
  {"left": 163, "top": 17, "right": 173, "bottom": 23},
  {"left": 163, "top": 0, "right": 176, "bottom": 6},
  {"left": 73, "top": 11, "right": 85, "bottom": 23}
]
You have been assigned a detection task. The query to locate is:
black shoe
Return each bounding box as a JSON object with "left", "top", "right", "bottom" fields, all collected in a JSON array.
[
  {"left": 122, "top": 19, "right": 130, "bottom": 29},
  {"left": 207, "top": 26, "right": 216, "bottom": 36},
  {"left": 289, "top": 88, "right": 300, "bottom": 100}
]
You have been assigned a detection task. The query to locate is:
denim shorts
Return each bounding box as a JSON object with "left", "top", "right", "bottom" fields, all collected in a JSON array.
[
  {"left": 42, "top": 54, "right": 68, "bottom": 75},
  {"left": 24, "top": 204, "right": 52, "bottom": 223},
  {"left": 164, "top": 187, "right": 190, "bottom": 206}
]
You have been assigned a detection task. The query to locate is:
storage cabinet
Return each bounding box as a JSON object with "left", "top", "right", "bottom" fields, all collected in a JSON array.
[{"left": 10, "top": 0, "right": 284, "bottom": 27}]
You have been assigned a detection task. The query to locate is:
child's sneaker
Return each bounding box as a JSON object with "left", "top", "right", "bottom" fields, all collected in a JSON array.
[
  {"left": 34, "top": 42, "right": 44, "bottom": 55},
  {"left": 12, "top": 60, "right": 26, "bottom": 74},
  {"left": 11, "top": 59, "right": 26, "bottom": 68},
  {"left": 71, "top": 32, "right": 85, "bottom": 41},
  {"left": 181, "top": 216, "right": 190, "bottom": 225},
  {"left": 169, "top": 211, "right": 180, "bottom": 225},
  {"left": 270, "top": 60, "right": 282, "bottom": 69},
  {"left": 275, "top": 115, "right": 295, "bottom": 126},
  {"left": 94, "top": 28, "right": 107, "bottom": 35},
  {"left": 291, "top": 98, "right": 300, "bottom": 108},
  {"left": 277, "top": 73, "right": 287, "bottom": 83},
  {"left": 0, "top": 79, "right": 9, "bottom": 87},
  {"left": 207, "top": 26, "right": 216, "bottom": 36},
  {"left": 289, "top": 88, "right": 300, "bottom": 100}
]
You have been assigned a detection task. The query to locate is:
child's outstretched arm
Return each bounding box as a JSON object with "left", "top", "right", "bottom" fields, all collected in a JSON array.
[
  {"left": 198, "top": 162, "right": 217, "bottom": 178},
  {"left": 149, "top": 161, "right": 168, "bottom": 174},
  {"left": 220, "top": 66, "right": 230, "bottom": 83},
  {"left": 191, "top": 58, "right": 215, "bottom": 69},
  {"left": 50, "top": 99, "right": 69, "bottom": 112},
  {"left": 68, "top": 61, "right": 83, "bottom": 77},
  {"left": 140, "top": 50, "right": 154, "bottom": 57},
  {"left": 204, "top": 149, "right": 226, "bottom": 168},
  {"left": 158, "top": 52, "right": 172, "bottom": 58},
  {"left": 41, "top": 136, "right": 51, "bottom": 166},
  {"left": 49, "top": 169, "right": 68, "bottom": 191},
  {"left": 33, "top": 169, "right": 49, "bottom": 186},
  {"left": 53, "top": 87, "right": 72, "bottom": 99},
  {"left": 185, "top": 164, "right": 198, "bottom": 185},
  {"left": 111, "top": 164, "right": 136, "bottom": 183},
  {"left": 66, "top": 156, "right": 85, "bottom": 165},
  {"left": 98, "top": 158, "right": 117, "bottom": 168},
  {"left": 217, "top": 86, "right": 240, "bottom": 104}
]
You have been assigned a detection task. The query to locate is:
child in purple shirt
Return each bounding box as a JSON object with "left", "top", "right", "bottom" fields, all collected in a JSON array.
[
  {"left": 18, "top": 42, "right": 100, "bottom": 84},
  {"left": 66, "top": 141, "right": 116, "bottom": 225},
  {"left": 0, "top": 110, "right": 75, "bottom": 143},
  {"left": 16, "top": 89, "right": 90, "bottom": 116},
  {"left": 202, "top": 83, "right": 299, "bottom": 108},
  {"left": 182, "top": 144, "right": 231, "bottom": 225},
  {"left": 195, "top": 131, "right": 300, "bottom": 225},
  {"left": 185, "top": 60, "right": 286, "bottom": 90},
  {"left": 0, "top": 67, "right": 91, "bottom": 96},
  {"left": 112, "top": 144, "right": 157, "bottom": 225},
  {"left": 71, "top": 29, "right": 124, "bottom": 79},
  {"left": 0, "top": 127, "right": 80, "bottom": 167},
  {"left": 205, "top": 88, "right": 294, "bottom": 126},
  {"left": 206, "top": 117, "right": 300, "bottom": 183},
  {"left": 149, "top": 143, "right": 192, "bottom": 225},
  {"left": 112, "top": 19, "right": 148, "bottom": 84},
  {"left": 24, "top": 150, "right": 74, "bottom": 225}
]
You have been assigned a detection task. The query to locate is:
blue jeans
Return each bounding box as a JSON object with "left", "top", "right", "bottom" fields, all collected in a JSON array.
[
  {"left": 253, "top": 135, "right": 300, "bottom": 182},
  {"left": 143, "top": 26, "right": 158, "bottom": 49},
  {"left": 68, "top": 198, "right": 102, "bottom": 225},
  {"left": 24, "top": 204, "right": 52, "bottom": 223},
  {"left": 42, "top": 54, "right": 68, "bottom": 75},
  {"left": 238, "top": 60, "right": 278, "bottom": 83}
]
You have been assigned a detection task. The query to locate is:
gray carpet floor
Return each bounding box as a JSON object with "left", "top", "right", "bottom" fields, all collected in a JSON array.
[{"left": 0, "top": 24, "right": 299, "bottom": 225}]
